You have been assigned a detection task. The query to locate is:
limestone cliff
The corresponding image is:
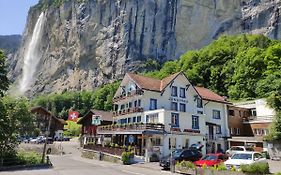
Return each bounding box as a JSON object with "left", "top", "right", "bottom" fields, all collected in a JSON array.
[{"left": 9, "top": 0, "right": 281, "bottom": 96}]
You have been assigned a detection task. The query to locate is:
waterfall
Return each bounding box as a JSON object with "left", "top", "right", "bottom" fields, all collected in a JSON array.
[{"left": 19, "top": 12, "right": 45, "bottom": 94}]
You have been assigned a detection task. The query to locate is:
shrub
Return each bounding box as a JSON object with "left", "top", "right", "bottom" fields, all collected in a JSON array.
[
  {"left": 240, "top": 162, "right": 270, "bottom": 174},
  {"left": 210, "top": 163, "right": 227, "bottom": 171},
  {"left": 177, "top": 161, "right": 195, "bottom": 170},
  {"left": 121, "top": 151, "right": 134, "bottom": 165},
  {"left": 17, "top": 151, "right": 41, "bottom": 165},
  {"left": 274, "top": 173, "right": 281, "bottom": 175}
]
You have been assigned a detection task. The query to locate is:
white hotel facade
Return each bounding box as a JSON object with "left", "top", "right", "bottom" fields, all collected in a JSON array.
[{"left": 97, "top": 72, "right": 230, "bottom": 161}]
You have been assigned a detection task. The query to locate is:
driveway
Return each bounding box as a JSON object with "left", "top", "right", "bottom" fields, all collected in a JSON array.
[{"left": 0, "top": 138, "right": 172, "bottom": 175}]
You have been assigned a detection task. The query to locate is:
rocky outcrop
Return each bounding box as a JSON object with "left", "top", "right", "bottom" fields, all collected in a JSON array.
[{"left": 9, "top": 0, "right": 281, "bottom": 96}]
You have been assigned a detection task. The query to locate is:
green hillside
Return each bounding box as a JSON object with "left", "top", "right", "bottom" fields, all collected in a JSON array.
[{"left": 145, "top": 34, "right": 281, "bottom": 100}]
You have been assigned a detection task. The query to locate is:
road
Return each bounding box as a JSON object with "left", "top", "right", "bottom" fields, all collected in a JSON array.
[
  {"left": 0, "top": 139, "right": 172, "bottom": 175},
  {"left": 1, "top": 139, "right": 280, "bottom": 174}
]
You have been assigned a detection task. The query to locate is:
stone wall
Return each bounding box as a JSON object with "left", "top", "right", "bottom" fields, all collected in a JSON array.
[{"left": 81, "top": 149, "right": 122, "bottom": 164}]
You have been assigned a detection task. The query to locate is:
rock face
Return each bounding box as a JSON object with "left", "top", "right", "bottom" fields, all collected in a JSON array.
[{"left": 9, "top": 0, "right": 281, "bottom": 96}]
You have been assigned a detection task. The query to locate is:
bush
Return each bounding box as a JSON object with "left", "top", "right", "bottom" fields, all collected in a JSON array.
[
  {"left": 17, "top": 151, "right": 41, "bottom": 165},
  {"left": 240, "top": 162, "right": 270, "bottom": 174},
  {"left": 176, "top": 161, "right": 195, "bottom": 170},
  {"left": 210, "top": 163, "right": 227, "bottom": 171},
  {"left": 121, "top": 151, "right": 134, "bottom": 165}
]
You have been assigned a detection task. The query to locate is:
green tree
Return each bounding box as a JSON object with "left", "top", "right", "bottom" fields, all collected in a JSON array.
[{"left": 0, "top": 50, "right": 9, "bottom": 96}]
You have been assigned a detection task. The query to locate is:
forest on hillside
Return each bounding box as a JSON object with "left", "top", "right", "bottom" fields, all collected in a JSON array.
[{"left": 29, "top": 34, "right": 281, "bottom": 140}]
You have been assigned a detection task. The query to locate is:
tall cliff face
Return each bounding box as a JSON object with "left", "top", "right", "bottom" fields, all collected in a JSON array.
[{"left": 9, "top": 0, "right": 281, "bottom": 96}]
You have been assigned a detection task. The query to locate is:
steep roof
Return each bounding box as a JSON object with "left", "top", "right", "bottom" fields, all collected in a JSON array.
[
  {"left": 126, "top": 72, "right": 230, "bottom": 104},
  {"left": 127, "top": 72, "right": 182, "bottom": 92},
  {"left": 194, "top": 86, "right": 230, "bottom": 104},
  {"left": 127, "top": 73, "right": 162, "bottom": 91},
  {"left": 77, "top": 109, "right": 113, "bottom": 124}
]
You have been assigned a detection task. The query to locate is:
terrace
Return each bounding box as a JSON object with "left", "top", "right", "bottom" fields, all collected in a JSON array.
[{"left": 97, "top": 123, "right": 165, "bottom": 134}]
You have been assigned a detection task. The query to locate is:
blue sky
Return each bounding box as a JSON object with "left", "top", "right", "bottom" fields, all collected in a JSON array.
[{"left": 0, "top": 0, "right": 39, "bottom": 35}]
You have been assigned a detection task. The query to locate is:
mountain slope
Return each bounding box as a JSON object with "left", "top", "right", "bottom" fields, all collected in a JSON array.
[{"left": 8, "top": 0, "right": 281, "bottom": 96}]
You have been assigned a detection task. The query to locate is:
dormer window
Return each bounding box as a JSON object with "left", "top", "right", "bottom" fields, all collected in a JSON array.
[
  {"left": 180, "top": 88, "right": 186, "bottom": 98},
  {"left": 197, "top": 98, "right": 203, "bottom": 108},
  {"left": 171, "top": 86, "right": 178, "bottom": 97}
]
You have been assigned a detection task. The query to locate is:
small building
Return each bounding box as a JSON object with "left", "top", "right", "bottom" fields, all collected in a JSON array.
[
  {"left": 96, "top": 72, "right": 230, "bottom": 161},
  {"left": 228, "top": 99, "right": 275, "bottom": 151},
  {"left": 77, "top": 110, "right": 113, "bottom": 145},
  {"left": 30, "top": 106, "right": 66, "bottom": 137}
]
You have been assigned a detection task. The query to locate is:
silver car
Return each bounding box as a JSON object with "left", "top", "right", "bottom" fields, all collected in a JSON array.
[{"left": 226, "top": 146, "right": 254, "bottom": 156}]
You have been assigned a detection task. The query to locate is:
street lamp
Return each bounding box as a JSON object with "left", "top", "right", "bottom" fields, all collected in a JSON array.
[{"left": 169, "top": 123, "right": 175, "bottom": 173}]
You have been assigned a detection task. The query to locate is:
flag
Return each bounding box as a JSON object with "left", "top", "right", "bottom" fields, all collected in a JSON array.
[{"left": 68, "top": 111, "right": 79, "bottom": 122}]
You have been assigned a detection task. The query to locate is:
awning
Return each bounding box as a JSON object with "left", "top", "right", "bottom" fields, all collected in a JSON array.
[
  {"left": 228, "top": 136, "right": 263, "bottom": 143},
  {"left": 206, "top": 122, "right": 218, "bottom": 126}
]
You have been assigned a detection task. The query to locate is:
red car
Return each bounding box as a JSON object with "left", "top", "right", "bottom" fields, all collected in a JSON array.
[{"left": 194, "top": 153, "right": 228, "bottom": 167}]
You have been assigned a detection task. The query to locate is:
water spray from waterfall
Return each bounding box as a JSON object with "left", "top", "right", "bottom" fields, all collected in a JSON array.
[{"left": 19, "top": 12, "right": 45, "bottom": 94}]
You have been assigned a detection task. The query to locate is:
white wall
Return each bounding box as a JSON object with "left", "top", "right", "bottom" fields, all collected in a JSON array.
[{"left": 204, "top": 101, "right": 229, "bottom": 137}]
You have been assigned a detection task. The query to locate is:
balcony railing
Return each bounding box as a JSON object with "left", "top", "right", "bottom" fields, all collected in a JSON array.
[
  {"left": 97, "top": 123, "right": 165, "bottom": 132},
  {"left": 113, "top": 90, "right": 144, "bottom": 102},
  {"left": 243, "top": 115, "right": 274, "bottom": 122},
  {"left": 113, "top": 107, "right": 144, "bottom": 117}
]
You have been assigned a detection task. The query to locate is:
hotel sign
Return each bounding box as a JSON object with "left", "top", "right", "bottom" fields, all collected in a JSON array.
[{"left": 169, "top": 97, "right": 188, "bottom": 103}]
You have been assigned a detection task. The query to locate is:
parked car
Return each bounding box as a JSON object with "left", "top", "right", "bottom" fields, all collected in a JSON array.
[
  {"left": 226, "top": 146, "right": 254, "bottom": 156},
  {"left": 63, "top": 136, "right": 71, "bottom": 141},
  {"left": 194, "top": 153, "right": 228, "bottom": 167},
  {"left": 224, "top": 152, "right": 267, "bottom": 170},
  {"left": 30, "top": 136, "right": 45, "bottom": 144},
  {"left": 23, "top": 137, "right": 33, "bottom": 143},
  {"left": 160, "top": 149, "right": 202, "bottom": 169}
]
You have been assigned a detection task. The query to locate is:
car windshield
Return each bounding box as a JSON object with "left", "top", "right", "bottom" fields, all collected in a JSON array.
[
  {"left": 172, "top": 150, "right": 183, "bottom": 157},
  {"left": 202, "top": 155, "right": 217, "bottom": 160},
  {"left": 231, "top": 153, "right": 252, "bottom": 160}
]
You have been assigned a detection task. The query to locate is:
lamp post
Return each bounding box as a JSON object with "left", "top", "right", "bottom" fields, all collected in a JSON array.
[{"left": 169, "top": 123, "right": 175, "bottom": 173}]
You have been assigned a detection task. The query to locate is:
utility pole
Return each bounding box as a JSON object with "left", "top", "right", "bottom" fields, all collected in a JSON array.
[{"left": 41, "top": 114, "right": 52, "bottom": 163}]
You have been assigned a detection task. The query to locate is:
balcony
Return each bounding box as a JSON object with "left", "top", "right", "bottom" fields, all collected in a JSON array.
[
  {"left": 243, "top": 115, "right": 274, "bottom": 123},
  {"left": 113, "top": 90, "right": 144, "bottom": 102},
  {"left": 97, "top": 123, "right": 165, "bottom": 134},
  {"left": 113, "top": 107, "right": 144, "bottom": 117}
]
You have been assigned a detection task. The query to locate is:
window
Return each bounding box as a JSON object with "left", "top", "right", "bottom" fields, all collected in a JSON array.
[
  {"left": 197, "top": 111, "right": 203, "bottom": 114},
  {"left": 197, "top": 98, "right": 203, "bottom": 108},
  {"left": 179, "top": 103, "right": 186, "bottom": 112},
  {"left": 213, "top": 110, "right": 221, "bottom": 119},
  {"left": 134, "top": 100, "right": 137, "bottom": 107},
  {"left": 121, "top": 118, "right": 127, "bottom": 124},
  {"left": 138, "top": 99, "right": 141, "bottom": 107},
  {"left": 171, "top": 86, "right": 178, "bottom": 97},
  {"left": 192, "top": 115, "right": 199, "bottom": 129},
  {"left": 229, "top": 110, "right": 234, "bottom": 116},
  {"left": 171, "top": 113, "right": 179, "bottom": 127},
  {"left": 169, "top": 137, "right": 176, "bottom": 149},
  {"left": 150, "top": 99, "right": 157, "bottom": 110},
  {"left": 128, "top": 118, "right": 132, "bottom": 123},
  {"left": 146, "top": 113, "right": 159, "bottom": 123},
  {"left": 230, "top": 128, "right": 234, "bottom": 135},
  {"left": 171, "top": 102, "right": 178, "bottom": 111},
  {"left": 180, "top": 87, "right": 186, "bottom": 98},
  {"left": 151, "top": 138, "right": 162, "bottom": 146},
  {"left": 133, "top": 117, "right": 136, "bottom": 123},
  {"left": 251, "top": 108, "right": 257, "bottom": 116},
  {"left": 237, "top": 128, "right": 240, "bottom": 135},
  {"left": 216, "top": 125, "right": 221, "bottom": 134},
  {"left": 137, "top": 116, "right": 141, "bottom": 122}
]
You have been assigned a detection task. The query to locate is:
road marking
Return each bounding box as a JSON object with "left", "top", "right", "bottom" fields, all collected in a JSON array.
[{"left": 121, "top": 170, "right": 146, "bottom": 175}]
